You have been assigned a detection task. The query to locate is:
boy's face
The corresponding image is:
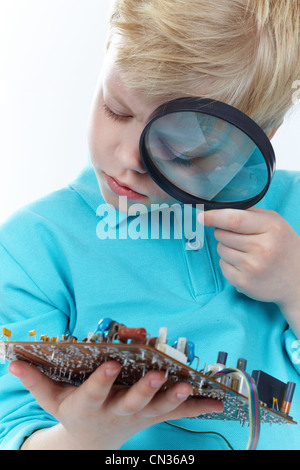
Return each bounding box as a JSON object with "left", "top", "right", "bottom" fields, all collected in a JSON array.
[
  {"left": 87, "top": 43, "right": 177, "bottom": 211},
  {"left": 88, "top": 43, "right": 280, "bottom": 213}
]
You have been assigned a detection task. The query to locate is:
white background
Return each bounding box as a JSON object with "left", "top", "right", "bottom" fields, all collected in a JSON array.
[{"left": 0, "top": 0, "right": 300, "bottom": 223}]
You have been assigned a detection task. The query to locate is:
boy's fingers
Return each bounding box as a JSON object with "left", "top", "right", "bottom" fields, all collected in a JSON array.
[
  {"left": 110, "top": 370, "right": 168, "bottom": 416},
  {"left": 9, "top": 360, "right": 122, "bottom": 416},
  {"left": 199, "top": 208, "right": 268, "bottom": 235},
  {"left": 163, "top": 397, "right": 224, "bottom": 421},
  {"left": 8, "top": 361, "right": 69, "bottom": 416},
  {"left": 76, "top": 361, "right": 122, "bottom": 410},
  {"left": 217, "top": 243, "right": 245, "bottom": 267},
  {"left": 140, "top": 380, "right": 193, "bottom": 418}
]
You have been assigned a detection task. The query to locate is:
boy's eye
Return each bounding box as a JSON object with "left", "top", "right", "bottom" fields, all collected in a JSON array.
[{"left": 103, "top": 104, "right": 131, "bottom": 122}]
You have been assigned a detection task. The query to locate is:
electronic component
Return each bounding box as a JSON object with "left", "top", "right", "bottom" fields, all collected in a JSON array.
[
  {"left": 156, "top": 342, "right": 188, "bottom": 365},
  {"left": 0, "top": 327, "right": 11, "bottom": 341},
  {"left": 156, "top": 328, "right": 188, "bottom": 364},
  {"left": 251, "top": 370, "right": 296, "bottom": 416},
  {"left": 61, "top": 335, "right": 78, "bottom": 343},
  {"left": 0, "top": 319, "right": 297, "bottom": 451},
  {"left": 207, "top": 352, "right": 231, "bottom": 387},
  {"left": 186, "top": 341, "right": 196, "bottom": 364},
  {"left": 231, "top": 358, "right": 249, "bottom": 397},
  {"left": 40, "top": 334, "right": 49, "bottom": 342},
  {"left": 94, "top": 318, "right": 113, "bottom": 334},
  {"left": 28, "top": 330, "right": 36, "bottom": 341},
  {"left": 173, "top": 339, "right": 196, "bottom": 365},
  {"left": 118, "top": 327, "right": 147, "bottom": 344},
  {"left": 156, "top": 326, "right": 167, "bottom": 346},
  {"left": 107, "top": 321, "right": 122, "bottom": 342},
  {"left": 281, "top": 382, "right": 296, "bottom": 416}
]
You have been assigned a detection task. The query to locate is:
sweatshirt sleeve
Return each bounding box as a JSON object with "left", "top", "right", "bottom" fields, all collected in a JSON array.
[
  {"left": 0, "top": 236, "right": 71, "bottom": 449},
  {"left": 282, "top": 327, "right": 300, "bottom": 377}
]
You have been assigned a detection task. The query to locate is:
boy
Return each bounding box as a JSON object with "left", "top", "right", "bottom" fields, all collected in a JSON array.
[{"left": 1, "top": 0, "right": 300, "bottom": 450}]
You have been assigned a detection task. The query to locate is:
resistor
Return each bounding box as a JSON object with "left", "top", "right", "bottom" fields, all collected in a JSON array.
[{"left": 118, "top": 327, "right": 147, "bottom": 344}]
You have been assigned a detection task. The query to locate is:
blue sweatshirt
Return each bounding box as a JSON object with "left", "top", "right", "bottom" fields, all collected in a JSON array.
[{"left": 0, "top": 163, "right": 300, "bottom": 450}]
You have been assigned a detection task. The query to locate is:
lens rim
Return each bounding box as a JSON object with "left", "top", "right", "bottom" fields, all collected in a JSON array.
[{"left": 139, "top": 97, "right": 276, "bottom": 210}]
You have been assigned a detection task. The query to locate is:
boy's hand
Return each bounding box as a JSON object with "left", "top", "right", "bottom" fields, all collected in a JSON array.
[
  {"left": 199, "top": 208, "right": 300, "bottom": 337},
  {"left": 9, "top": 360, "right": 223, "bottom": 450}
]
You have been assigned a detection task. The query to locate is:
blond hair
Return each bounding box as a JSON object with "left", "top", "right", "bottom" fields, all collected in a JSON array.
[{"left": 107, "top": 0, "right": 300, "bottom": 131}]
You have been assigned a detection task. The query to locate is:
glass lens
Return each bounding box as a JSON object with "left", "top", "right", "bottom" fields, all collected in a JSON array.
[{"left": 143, "top": 111, "right": 269, "bottom": 202}]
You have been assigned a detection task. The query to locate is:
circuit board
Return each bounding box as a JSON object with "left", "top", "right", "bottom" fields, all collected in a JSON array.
[{"left": 0, "top": 340, "right": 297, "bottom": 426}]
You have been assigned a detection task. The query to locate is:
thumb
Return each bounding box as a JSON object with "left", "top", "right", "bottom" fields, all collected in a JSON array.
[{"left": 9, "top": 360, "right": 73, "bottom": 417}]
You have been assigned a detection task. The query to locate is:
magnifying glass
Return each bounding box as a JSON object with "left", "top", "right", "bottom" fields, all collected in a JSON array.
[{"left": 139, "top": 98, "right": 276, "bottom": 210}]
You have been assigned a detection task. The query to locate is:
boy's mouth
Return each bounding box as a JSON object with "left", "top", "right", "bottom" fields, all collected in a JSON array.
[{"left": 104, "top": 173, "right": 148, "bottom": 200}]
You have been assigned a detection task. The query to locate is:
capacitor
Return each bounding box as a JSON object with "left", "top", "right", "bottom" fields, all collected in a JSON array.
[
  {"left": 217, "top": 351, "right": 228, "bottom": 366},
  {"left": 64, "top": 335, "right": 78, "bottom": 343},
  {"left": 280, "top": 382, "right": 296, "bottom": 415},
  {"left": 231, "top": 358, "right": 248, "bottom": 397},
  {"left": 118, "top": 327, "right": 147, "bottom": 344},
  {"left": 207, "top": 351, "right": 230, "bottom": 387},
  {"left": 173, "top": 339, "right": 195, "bottom": 364},
  {"left": 1, "top": 327, "right": 11, "bottom": 341},
  {"left": 94, "top": 318, "right": 113, "bottom": 335},
  {"left": 186, "top": 341, "right": 195, "bottom": 364},
  {"left": 29, "top": 330, "right": 37, "bottom": 341}
]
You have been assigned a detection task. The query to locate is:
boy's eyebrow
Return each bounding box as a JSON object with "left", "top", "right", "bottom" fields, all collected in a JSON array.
[
  {"left": 113, "top": 96, "right": 134, "bottom": 114},
  {"left": 105, "top": 85, "right": 153, "bottom": 122},
  {"left": 107, "top": 87, "right": 130, "bottom": 110},
  {"left": 104, "top": 71, "right": 165, "bottom": 121},
  {"left": 104, "top": 76, "right": 136, "bottom": 114}
]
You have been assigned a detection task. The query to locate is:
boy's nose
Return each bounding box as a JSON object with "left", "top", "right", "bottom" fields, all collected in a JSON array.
[
  {"left": 116, "top": 128, "right": 147, "bottom": 174},
  {"left": 119, "top": 150, "right": 147, "bottom": 173}
]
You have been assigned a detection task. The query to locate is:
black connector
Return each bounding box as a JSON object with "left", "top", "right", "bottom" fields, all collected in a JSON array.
[{"left": 252, "top": 370, "right": 295, "bottom": 415}]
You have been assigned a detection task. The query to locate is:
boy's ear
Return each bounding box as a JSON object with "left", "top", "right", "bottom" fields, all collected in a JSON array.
[{"left": 266, "top": 121, "right": 283, "bottom": 140}]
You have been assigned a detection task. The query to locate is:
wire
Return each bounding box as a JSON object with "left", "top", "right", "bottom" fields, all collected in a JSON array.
[
  {"left": 164, "top": 421, "right": 235, "bottom": 450},
  {"left": 164, "top": 368, "right": 261, "bottom": 451},
  {"left": 212, "top": 368, "right": 261, "bottom": 450}
]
